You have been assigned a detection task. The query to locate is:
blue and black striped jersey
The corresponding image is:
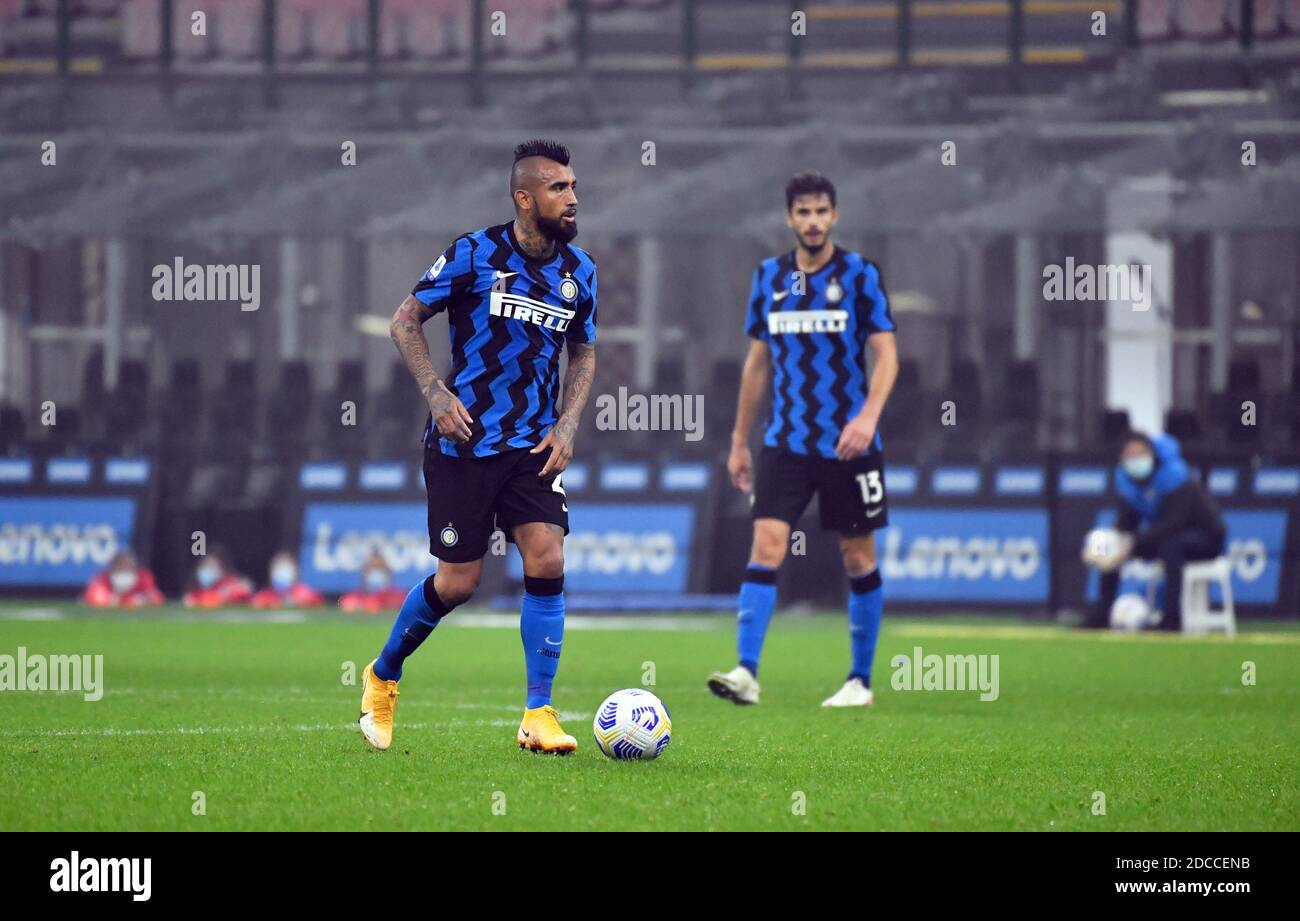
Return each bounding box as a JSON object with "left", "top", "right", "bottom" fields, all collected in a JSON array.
[
  {"left": 744, "top": 246, "right": 894, "bottom": 459},
  {"left": 412, "top": 222, "right": 597, "bottom": 458}
]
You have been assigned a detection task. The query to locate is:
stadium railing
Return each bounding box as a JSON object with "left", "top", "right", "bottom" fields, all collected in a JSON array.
[{"left": 7, "top": 1, "right": 1297, "bottom": 86}]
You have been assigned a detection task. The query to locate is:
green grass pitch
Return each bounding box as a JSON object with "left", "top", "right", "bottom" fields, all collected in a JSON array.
[{"left": 1, "top": 604, "right": 1297, "bottom": 831}]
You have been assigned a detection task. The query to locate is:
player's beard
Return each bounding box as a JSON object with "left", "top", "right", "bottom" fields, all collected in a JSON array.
[
  {"left": 538, "top": 212, "right": 578, "bottom": 244},
  {"left": 798, "top": 231, "right": 828, "bottom": 255}
]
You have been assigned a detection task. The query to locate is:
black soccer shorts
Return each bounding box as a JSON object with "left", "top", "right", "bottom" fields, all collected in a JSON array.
[
  {"left": 422, "top": 445, "right": 569, "bottom": 563},
  {"left": 751, "top": 444, "right": 889, "bottom": 534}
]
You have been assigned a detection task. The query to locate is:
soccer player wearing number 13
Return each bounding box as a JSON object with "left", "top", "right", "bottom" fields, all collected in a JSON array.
[{"left": 708, "top": 173, "right": 899, "bottom": 708}]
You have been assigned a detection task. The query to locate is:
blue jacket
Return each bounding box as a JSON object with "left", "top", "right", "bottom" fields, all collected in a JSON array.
[
  {"left": 1113, "top": 433, "right": 1189, "bottom": 528},
  {"left": 1113, "top": 433, "right": 1224, "bottom": 557}
]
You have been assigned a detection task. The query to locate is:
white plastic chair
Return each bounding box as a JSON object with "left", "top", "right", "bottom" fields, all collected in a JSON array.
[{"left": 1144, "top": 556, "right": 1237, "bottom": 637}]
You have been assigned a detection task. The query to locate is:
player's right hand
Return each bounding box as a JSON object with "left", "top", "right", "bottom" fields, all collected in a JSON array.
[
  {"left": 728, "top": 443, "right": 753, "bottom": 493},
  {"left": 428, "top": 381, "right": 474, "bottom": 443}
]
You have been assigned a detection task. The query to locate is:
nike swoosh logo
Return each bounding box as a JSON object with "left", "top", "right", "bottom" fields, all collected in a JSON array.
[
  {"left": 561, "top": 503, "right": 568, "bottom": 512},
  {"left": 494, "top": 271, "right": 517, "bottom": 280},
  {"left": 772, "top": 290, "right": 789, "bottom": 302},
  {"left": 520, "top": 729, "right": 530, "bottom": 738},
  {"left": 544, "top": 636, "right": 561, "bottom": 645},
  {"left": 866, "top": 508, "right": 883, "bottom": 518}
]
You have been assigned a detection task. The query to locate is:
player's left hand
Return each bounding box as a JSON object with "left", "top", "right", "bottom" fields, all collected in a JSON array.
[
  {"left": 533, "top": 420, "right": 575, "bottom": 477},
  {"left": 834, "top": 415, "right": 877, "bottom": 461}
]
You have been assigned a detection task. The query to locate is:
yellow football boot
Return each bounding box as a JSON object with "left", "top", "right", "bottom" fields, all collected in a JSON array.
[
  {"left": 517, "top": 704, "right": 577, "bottom": 755},
  {"left": 358, "top": 660, "right": 399, "bottom": 751}
]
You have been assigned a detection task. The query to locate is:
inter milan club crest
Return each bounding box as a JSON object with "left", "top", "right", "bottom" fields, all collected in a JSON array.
[
  {"left": 559, "top": 274, "right": 579, "bottom": 303},
  {"left": 440, "top": 525, "right": 458, "bottom": 547},
  {"left": 825, "top": 277, "right": 844, "bottom": 304}
]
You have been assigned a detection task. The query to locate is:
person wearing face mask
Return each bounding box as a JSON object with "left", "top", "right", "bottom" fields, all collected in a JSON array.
[
  {"left": 182, "top": 550, "right": 254, "bottom": 609},
  {"left": 340, "top": 552, "right": 409, "bottom": 614},
  {"left": 84, "top": 550, "right": 165, "bottom": 608},
  {"left": 1085, "top": 432, "right": 1227, "bottom": 631},
  {"left": 251, "top": 551, "right": 324, "bottom": 609}
]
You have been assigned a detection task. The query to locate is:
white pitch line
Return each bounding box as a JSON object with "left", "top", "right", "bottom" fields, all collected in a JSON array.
[
  {"left": 0, "top": 608, "right": 718, "bottom": 631},
  {"left": 166, "top": 611, "right": 311, "bottom": 624},
  {"left": 449, "top": 613, "right": 718, "bottom": 632},
  {"left": 0, "top": 712, "right": 590, "bottom": 739},
  {"left": 0, "top": 608, "right": 309, "bottom": 624},
  {"left": 4, "top": 608, "right": 65, "bottom": 621},
  {"left": 49, "top": 688, "right": 585, "bottom": 712},
  {"left": 899, "top": 622, "right": 1300, "bottom": 645}
]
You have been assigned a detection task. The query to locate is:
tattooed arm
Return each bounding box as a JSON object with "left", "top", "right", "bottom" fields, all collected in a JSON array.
[
  {"left": 390, "top": 293, "right": 472, "bottom": 443},
  {"left": 533, "top": 341, "right": 596, "bottom": 477}
]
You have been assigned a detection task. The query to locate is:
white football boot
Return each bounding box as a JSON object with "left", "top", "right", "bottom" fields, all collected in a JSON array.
[
  {"left": 821, "top": 677, "right": 874, "bottom": 708},
  {"left": 707, "top": 665, "right": 760, "bottom": 705}
]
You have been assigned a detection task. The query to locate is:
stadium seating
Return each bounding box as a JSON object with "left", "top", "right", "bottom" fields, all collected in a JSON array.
[
  {"left": 705, "top": 357, "right": 741, "bottom": 451},
  {"left": 266, "top": 360, "right": 313, "bottom": 460},
  {"left": 1175, "top": 0, "right": 1232, "bottom": 40},
  {"left": 1163, "top": 408, "right": 1204, "bottom": 449},
  {"left": 942, "top": 357, "right": 986, "bottom": 462},
  {"left": 1219, "top": 357, "right": 1265, "bottom": 446},
  {"left": 213, "top": 0, "right": 260, "bottom": 61},
  {"left": 8, "top": 342, "right": 1299, "bottom": 476},
  {"left": 1289, "top": 365, "right": 1300, "bottom": 454},
  {"left": 212, "top": 360, "right": 259, "bottom": 462},
  {"left": 8, "top": 0, "right": 1299, "bottom": 72},
  {"left": 172, "top": 0, "right": 211, "bottom": 61},
  {"left": 885, "top": 358, "right": 924, "bottom": 451},
  {"left": 121, "top": 0, "right": 160, "bottom": 59},
  {"left": 381, "top": 0, "right": 448, "bottom": 61},
  {"left": 1100, "top": 409, "right": 1132, "bottom": 445},
  {"left": 0, "top": 404, "right": 25, "bottom": 454},
  {"left": 322, "top": 360, "right": 368, "bottom": 460},
  {"left": 1249, "top": 0, "right": 1285, "bottom": 38},
  {"left": 107, "top": 359, "right": 152, "bottom": 453},
  {"left": 160, "top": 359, "right": 203, "bottom": 452},
  {"left": 998, "top": 359, "right": 1042, "bottom": 458}
]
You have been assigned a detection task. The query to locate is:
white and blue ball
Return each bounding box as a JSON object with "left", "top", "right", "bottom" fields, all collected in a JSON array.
[
  {"left": 593, "top": 689, "right": 672, "bottom": 761},
  {"left": 1110, "top": 592, "right": 1155, "bottom": 631},
  {"left": 1083, "top": 527, "right": 1130, "bottom": 572}
]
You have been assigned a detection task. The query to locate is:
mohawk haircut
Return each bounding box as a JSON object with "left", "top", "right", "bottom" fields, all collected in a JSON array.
[
  {"left": 513, "top": 139, "right": 570, "bottom": 167},
  {"left": 785, "top": 172, "right": 837, "bottom": 210}
]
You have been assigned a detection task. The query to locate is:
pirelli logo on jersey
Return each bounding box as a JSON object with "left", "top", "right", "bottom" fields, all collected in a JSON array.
[
  {"left": 490, "top": 291, "right": 576, "bottom": 333},
  {"left": 768, "top": 309, "right": 849, "bottom": 335}
]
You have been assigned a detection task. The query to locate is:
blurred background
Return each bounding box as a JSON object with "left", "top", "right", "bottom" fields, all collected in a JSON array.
[{"left": 0, "top": 0, "right": 1297, "bottom": 619}]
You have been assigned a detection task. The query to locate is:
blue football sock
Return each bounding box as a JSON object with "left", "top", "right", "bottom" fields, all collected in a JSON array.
[
  {"left": 521, "top": 575, "right": 565, "bottom": 709},
  {"left": 737, "top": 564, "right": 778, "bottom": 678},
  {"left": 374, "top": 575, "right": 456, "bottom": 682},
  {"left": 848, "top": 570, "right": 883, "bottom": 686}
]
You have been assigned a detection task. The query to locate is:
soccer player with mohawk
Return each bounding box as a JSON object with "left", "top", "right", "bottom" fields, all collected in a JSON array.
[
  {"left": 708, "top": 172, "right": 899, "bottom": 708},
  {"left": 357, "top": 139, "right": 597, "bottom": 754}
]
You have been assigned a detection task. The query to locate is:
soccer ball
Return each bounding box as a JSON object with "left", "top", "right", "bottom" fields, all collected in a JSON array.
[
  {"left": 592, "top": 689, "right": 672, "bottom": 761},
  {"left": 1082, "top": 527, "right": 1130, "bottom": 572},
  {"left": 1110, "top": 593, "right": 1153, "bottom": 631}
]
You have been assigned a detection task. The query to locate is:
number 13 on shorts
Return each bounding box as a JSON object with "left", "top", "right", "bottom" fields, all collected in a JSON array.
[{"left": 855, "top": 470, "right": 885, "bottom": 518}]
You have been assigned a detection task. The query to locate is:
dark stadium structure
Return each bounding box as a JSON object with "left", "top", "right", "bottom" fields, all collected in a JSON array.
[{"left": 2, "top": 1, "right": 1299, "bottom": 613}]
